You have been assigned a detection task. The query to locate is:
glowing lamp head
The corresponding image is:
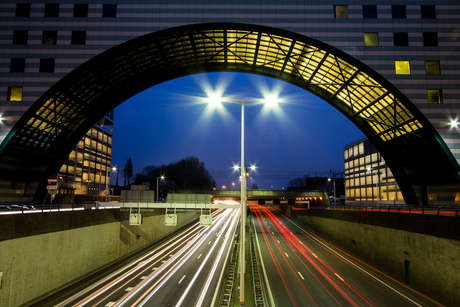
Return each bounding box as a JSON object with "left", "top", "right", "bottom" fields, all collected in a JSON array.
[
  {"left": 449, "top": 119, "right": 459, "bottom": 129},
  {"left": 264, "top": 95, "right": 279, "bottom": 107},
  {"left": 208, "top": 94, "right": 222, "bottom": 106}
]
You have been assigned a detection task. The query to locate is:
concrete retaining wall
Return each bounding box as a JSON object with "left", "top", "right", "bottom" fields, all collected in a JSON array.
[
  {"left": 290, "top": 210, "right": 460, "bottom": 306},
  {"left": 0, "top": 209, "right": 199, "bottom": 307}
]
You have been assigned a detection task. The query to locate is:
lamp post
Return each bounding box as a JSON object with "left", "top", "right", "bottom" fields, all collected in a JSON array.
[
  {"left": 208, "top": 95, "right": 277, "bottom": 306},
  {"left": 328, "top": 177, "right": 336, "bottom": 205},
  {"left": 112, "top": 166, "right": 119, "bottom": 192},
  {"left": 157, "top": 175, "right": 165, "bottom": 202}
]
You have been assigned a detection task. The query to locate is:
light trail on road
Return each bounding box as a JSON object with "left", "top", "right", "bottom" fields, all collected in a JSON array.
[
  {"left": 56, "top": 208, "right": 239, "bottom": 307},
  {"left": 250, "top": 203, "right": 444, "bottom": 307}
]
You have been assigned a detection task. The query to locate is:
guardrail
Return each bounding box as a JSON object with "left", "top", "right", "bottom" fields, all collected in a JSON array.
[
  {"left": 0, "top": 203, "right": 105, "bottom": 214},
  {"left": 312, "top": 204, "right": 460, "bottom": 217}
]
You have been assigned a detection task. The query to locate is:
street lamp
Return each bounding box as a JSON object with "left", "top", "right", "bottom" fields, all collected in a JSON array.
[
  {"left": 157, "top": 175, "right": 165, "bottom": 202},
  {"left": 208, "top": 94, "right": 277, "bottom": 306},
  {"left": 328, "top": 177, "right": 336, "bottom": 205},
  {"left": 112, "top": 166, "right": 119, "bottom": 192}
]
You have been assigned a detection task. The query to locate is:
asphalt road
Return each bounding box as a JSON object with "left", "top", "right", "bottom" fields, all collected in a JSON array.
[
  {"left": 54, "top": 208, "right": 239, "bottom": 307},
  {"left": 250, "top": 203, "right": 443, "bottom": 307}
]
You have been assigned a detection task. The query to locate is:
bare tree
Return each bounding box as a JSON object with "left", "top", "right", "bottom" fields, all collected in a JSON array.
[{"left": 123, "top": 157, "right": 133, "bottom": 186}]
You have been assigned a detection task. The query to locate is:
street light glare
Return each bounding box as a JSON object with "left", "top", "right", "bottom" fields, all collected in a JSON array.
[
  {"left": 208, "top": 94, "right": 222, "bottom": 106},
  {"left": 264, "top": 95, "right": 278, "bottom": 107},
  {"left": 449, "top": 119, "right": 459, "bottom": 129}
]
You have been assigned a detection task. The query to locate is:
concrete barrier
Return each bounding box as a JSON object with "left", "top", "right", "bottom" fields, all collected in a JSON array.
[
  {"left": 289, "top": 209, "right": 460, "bottom": 307},
  {"left": 0, "top": 209, "right": 199, "bottom": 307}
]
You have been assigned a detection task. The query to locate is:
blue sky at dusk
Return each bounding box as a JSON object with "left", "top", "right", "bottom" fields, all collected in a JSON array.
[{"left": 111, "top": 72, "right": 364, "bottom": 190}]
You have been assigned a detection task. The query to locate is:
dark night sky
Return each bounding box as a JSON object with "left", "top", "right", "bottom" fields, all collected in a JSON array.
[{"left": 111, "top": 72, "right": 364, "bottom": 190}]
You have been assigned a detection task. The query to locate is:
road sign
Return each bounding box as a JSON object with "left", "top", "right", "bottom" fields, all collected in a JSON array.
[
  {"left": 47, "top": 175, "right": 58, "bottom": 185},
  {"left": 104, "top": 190, "right": 109, "bottom": 196}
]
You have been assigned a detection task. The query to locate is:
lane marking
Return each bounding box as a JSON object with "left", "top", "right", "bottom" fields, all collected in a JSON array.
[
  {"left": 298, "top": 272, "right": 305, "bottom": 280},
  {"left": 179, "top": 275, "right": 186, "bottom": 284},
  {"left": 335, "top": 273, "right": 344, "bottom": 282},
  {"left": 140, "top": 276, "right": 147, "bottom": 279},
  {"left": 198, "top": 254, "right": 202, "bottom": 259},
  {"left": 285, "top": 252, "right": 289, "bottom": 258},
  {"left": 125, "top": 287, "right": 134, "bottom": 292},
  {"left": 277, "top": 240, "right": 280, "bottom": 244},
  {"left": 208, "top": 241, "right": 212, "bottom": 245},
  {"left": 105, "top": 302, "right": 115, "bottom": 307}
]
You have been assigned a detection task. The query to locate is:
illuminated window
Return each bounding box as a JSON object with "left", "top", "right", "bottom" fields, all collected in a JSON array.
[
  {"left": 393, "top": 33, "right": 408, "bottom": 46},
  {"left": 364, "top": 33, "right": 378, "bottom": 46},
  {"left": 42, "top": 31, "right": 57, "bottom": 45},
  {"left": 16, "top": 3, "right": 31, "bottom": 17},
  {"left": 74, "top": 4, "right": 88, "bottom": 17},
  {"left": 363, "top": 5, "right": 377, "bottom": 18},
  {"left": 335, "top": 6, "right": 348, "bottom": 19},
  {"left": 44, "top": 4, "right": 59, "bottom": 17},
  {"left": 423, "top": 33, "right": 438, "bottom": 47},
  {"left": 13, "top": 30, "right": 28, "bottom": 44},
  {"left": 7, "top": 87, "right": 23, "bottom": 101},
  {"left": 425, "top": 61, "right": 440, "bottom": 75},
  {"left": 427, "top": 89, "right": 443, "bottom": 104},
  {"left": 71, "top": 31, "right": 86, "bottom": 45},
  {"left": 10, "top": 58, "right": 25, "bottom": 73},
  {"left": 392, "top": 5, "right": 406, "bottom": 19},
  {"left": 421, "top": 5, "right": 436, "bottom": 19},
  {"left": 102, "top": 4, "right": 117, "bottom": 17},
  {"left": 395, "top": 61, "right": 410, "bottom": 75}
]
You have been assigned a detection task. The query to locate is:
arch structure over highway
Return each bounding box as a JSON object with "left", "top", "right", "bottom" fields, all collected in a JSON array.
[{"left": 0, "top": 23, "right": 458, "bottom": 204}]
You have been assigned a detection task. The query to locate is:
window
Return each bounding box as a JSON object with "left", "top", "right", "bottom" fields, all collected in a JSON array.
[
  {"left": 102, "top": 4, "right": 117, "bottom": 17},
  {"left": 427, "top": 89, "right": 443, "bottom": 104},
  {"left": 363, "top": 5, "right": 377, "bottom": 18},
  {"left": 13, "top": 30, "right": 28, "bottom": 44},
  {"left": 42, "top": 31, "right": 57, "bottom": 45},
  {"left": 71, "top": 31, "right": 86, "bottom": 45},
  {"left": 392, "top": 5, "right": 406, "bottom": 19},
  {"left": 364, "top": 33, "right": 378, "bottom": 46},
  {"left": 335, "top": 5, "right": 348, "bottom": 18},
  {"left": 39, "top": 58, "right": 55, "bottom": 73},
  {"left": 421, "top": 5, "right": 436, "bottom": 19},
  {"left": 7, "top": 87, "right": 23, "bottom": 101},
  {"left": 44, "top": 3, "right": 59, "bottom": 17},
  {"left": 423, "top": 33, "right": 438, "bottom": 46},
  {"left": 74, "top": 4, "right": 88, "bottom": 17},
  {"left": 10, "top": 58, "right": 25, "bottom": 73},
  {"left": 425, "top": 61, "right": 440, "bottom": 75},
  {"left": 16, "top": 3, "right": 31, "bottom": 17},
  {"left": 393, "top": 32, "right": 409, "bottom": 46},
  {"left": 395, "top": 61, "right": 410, "bottom": 74}
]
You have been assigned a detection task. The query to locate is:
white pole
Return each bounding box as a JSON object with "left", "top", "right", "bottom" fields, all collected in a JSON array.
[
  {"left": 157, "top": 177, "right": 159, "bottom": 202},
  {"left": 240, "top": 100, "right": 245, "bottom": 306}
]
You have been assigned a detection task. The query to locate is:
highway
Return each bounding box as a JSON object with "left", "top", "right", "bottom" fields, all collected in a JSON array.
[
  {"left": 250, "top": 203, "right": 443, "bottom": 307},
  {"left": 55, "top": 208, "right": 239, "bottom": 307}
]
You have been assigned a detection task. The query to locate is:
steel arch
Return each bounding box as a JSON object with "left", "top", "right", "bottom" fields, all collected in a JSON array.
[{"left": 0, "top": 23, "right": 457, "bottom": 203}]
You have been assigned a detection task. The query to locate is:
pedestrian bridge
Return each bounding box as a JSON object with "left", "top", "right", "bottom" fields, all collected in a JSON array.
[{"left": 97, "top": 190, "right": 327, "bottom": 210}]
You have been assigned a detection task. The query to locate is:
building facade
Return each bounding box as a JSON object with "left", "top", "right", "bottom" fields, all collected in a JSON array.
[
  {"left": 0, "top": 1, "right": 460, "bottom": 204},
  {"left": 344, "top": 137, "right": 404, "bottom": 205},
  {"left": 58, "top": 112, "right": 113, "bottom": 198}
]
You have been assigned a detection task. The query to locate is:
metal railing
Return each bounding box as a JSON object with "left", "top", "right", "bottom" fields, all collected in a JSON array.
[
  {"left": 0, "top": 203, "right": 106, "bottom": 215},
  {"left": 312, "top": 204, "right": 460, "bottom": 217}
]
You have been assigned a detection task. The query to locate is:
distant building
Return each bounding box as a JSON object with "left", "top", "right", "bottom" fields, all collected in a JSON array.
[
  {"left": 58, "top": 112, "right": 114, "bottom": 198},
  {"left": 344, "top": 137, "right": 404, "bottom": 205}
]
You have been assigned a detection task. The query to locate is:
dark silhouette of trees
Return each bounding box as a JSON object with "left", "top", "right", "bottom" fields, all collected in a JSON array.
[
  {"left": 134, "top": 156, "right": 216, "bottom": 194},
  {"left": 123, "top": 157, "right": 133, "bottom": 186}
]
